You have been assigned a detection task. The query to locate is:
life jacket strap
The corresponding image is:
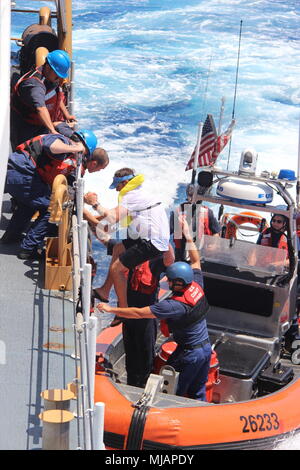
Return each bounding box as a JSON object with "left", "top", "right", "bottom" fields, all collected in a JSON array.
[{"left": 133, "top": 202, "right": 161, "bottom": 213}]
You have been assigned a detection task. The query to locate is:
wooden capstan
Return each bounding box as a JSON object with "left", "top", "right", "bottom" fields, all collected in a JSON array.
[{"left": 45, "top": 175, "right": 72, "bottom": 291}]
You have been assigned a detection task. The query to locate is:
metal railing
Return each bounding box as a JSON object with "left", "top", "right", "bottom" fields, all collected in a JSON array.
[{"left": 69, "top": 175, "right": 105, "bottom": 450}]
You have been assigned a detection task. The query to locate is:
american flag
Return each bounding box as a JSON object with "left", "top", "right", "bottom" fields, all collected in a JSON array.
[
  {"left": 185, "top": 115, "right": 235, "bottom": 170},
  {"left": 212, "top": 118, "right": 235, "bottom": 161}
]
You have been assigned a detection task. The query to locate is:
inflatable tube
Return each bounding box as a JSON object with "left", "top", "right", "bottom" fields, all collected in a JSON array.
[{"left": 95, "top": 342, "right": 300, "bottom": 449}]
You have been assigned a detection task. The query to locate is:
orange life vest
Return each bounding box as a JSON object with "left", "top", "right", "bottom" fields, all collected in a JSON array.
[
  {"left": 16, "top": 134, "right": 77, "bottom": 186},
  {"left": 296, "top": 213, "right": 300, "bottom": 238},
  {"left": 12, "top": 66, "right": 63, "bottom": 125},
  {"left": 167, "top": 281, "right": 209, "bottom": 331},
  {"left": 129, "top": 261, "right": 159, "bottom": 295},
  {"left": 259, "top": 228, "right": 288, "bottom": 250},
  {"left": 170, "top": 280, "right": 205, "bottom": 305}
]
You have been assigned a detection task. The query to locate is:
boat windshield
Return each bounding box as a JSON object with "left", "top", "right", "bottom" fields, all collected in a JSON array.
[{"left": 201, "top": 235, "right": 287, "bottom": 277}]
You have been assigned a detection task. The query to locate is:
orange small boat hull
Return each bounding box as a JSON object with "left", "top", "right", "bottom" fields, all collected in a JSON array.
[{"left": 95, "top": 324, "right": 300, "bottom": 450}]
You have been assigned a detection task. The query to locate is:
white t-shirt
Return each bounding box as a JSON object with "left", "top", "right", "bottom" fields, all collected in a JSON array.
[{"left": 120, "top": 185, "right": 170, "bottom": 251}]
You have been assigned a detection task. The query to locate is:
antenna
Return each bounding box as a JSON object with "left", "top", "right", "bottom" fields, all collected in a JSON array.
[
  {"left": 226, "top": 20, "right": 243, "bottom": 170},
  {"left": 201, "top": 51, "right": 213, "bottom": 121}
]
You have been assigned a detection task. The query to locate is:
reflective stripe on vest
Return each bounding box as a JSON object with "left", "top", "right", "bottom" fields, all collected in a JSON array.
[
  {"left": 12, "top": 66, "right": 62, "bottom": 125},
  {"left": 16, "top": 134, "right": 77, "bottom": 186}
]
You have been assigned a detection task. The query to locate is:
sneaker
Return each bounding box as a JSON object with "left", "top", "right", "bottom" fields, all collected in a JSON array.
[{"left": 17, "top": 248, "right": 45, "bottom": 260}]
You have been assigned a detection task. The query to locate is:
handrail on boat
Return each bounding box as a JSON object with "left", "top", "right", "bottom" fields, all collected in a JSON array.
[{"left": 39, "top": 6, "right": 51, "bottom": 26}]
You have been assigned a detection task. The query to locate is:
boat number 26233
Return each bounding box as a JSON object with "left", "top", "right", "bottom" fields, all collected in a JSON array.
[{"left": 240, "top": 413, "right": 280, "bottom": 433}]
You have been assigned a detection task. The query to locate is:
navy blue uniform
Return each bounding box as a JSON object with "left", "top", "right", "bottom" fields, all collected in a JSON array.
[
  {"left": 5, "top": 134, "right": 73, "bottom": 253},
  {"left": 150, "top": 269, "right": 211, "bottom": 401},
  {"left": 11, "top": 73, "right": 58, "bottom": 149},
  {"left": 123, "top": 257, "right": 166, "bottom": 388},
  {"left": 11, "top": 70, "right": 73, "bottom": 150}
]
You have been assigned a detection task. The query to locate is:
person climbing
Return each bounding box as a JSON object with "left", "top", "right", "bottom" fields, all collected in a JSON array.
[
  {"left": 2, "top": 130, "right": 106, "bottom": 259},
  {"left": 97, "top": 214, "right": 212, "bottom": 401},
  {"left": 11, "top": 49, "right": 76, "bottom": 150},
  {"left": 84, "top": 167, "right": 170, "bottom": 307}
]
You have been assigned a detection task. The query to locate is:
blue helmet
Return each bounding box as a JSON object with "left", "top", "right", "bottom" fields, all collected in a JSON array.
[
  {"left": 166, "top": 262, "right": 194, "bottom": 286},
  {"left": 74, "top": 129, "right": 97, "bottom": 156},
  {"left": 47, "top": 50, "right": 71, "bottom": 78}
]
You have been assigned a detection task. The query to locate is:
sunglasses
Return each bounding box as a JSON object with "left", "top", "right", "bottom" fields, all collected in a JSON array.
[{"left": 272, "top": 219, "right": 284, "bottom": 224}]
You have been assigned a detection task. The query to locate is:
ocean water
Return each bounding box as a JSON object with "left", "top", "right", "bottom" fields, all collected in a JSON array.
[
  {"left": 12, "top": 0, "right": 300, "bottom": 261},
  {"left": 11, "top": 0, "right": 300, "bottom": 449},
  {"left": 70, "top": 0, "right": 300, "bottom": 311}
]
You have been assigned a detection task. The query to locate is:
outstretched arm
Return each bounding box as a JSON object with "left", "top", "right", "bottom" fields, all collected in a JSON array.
[
  {"left": 59, "top": 100, "right": 77, "bottom": 122},
  {"left": 36, "top": 106, "right": 59, "bottom": 134},
  {"left": 49, "top": 138, "right": 85, "bottom": 154},
  {"left": 163, "top": 243, "right": 175, "bottom": 267},
  {"left": 179, "top": 213, "right": 201, "bottom": 269},
  {"left": 97, "top": 303, "right": 156, "bottom": 319},
  {"left": 84, "top": 192, "right": 128, "bottom": 224}
]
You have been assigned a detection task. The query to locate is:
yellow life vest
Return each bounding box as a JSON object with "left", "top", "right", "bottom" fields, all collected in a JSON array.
[{"left": 118, "top": 174, "right": 145, "bottom": 227}]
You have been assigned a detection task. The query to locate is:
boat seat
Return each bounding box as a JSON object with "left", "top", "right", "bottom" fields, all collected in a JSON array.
[{"left": 215, "top": 340, "right": 270, "bottom": 380}]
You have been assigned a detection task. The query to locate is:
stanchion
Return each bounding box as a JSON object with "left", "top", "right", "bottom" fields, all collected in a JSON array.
[
  {"left": 41, "top": 388, "right": 75, "bottom": 410},
  {"left": 93, "top": 402, "right": 105, "bottom": 450},
  {"left": 39, "top": 409, "right": 74, "bottom": 450}
]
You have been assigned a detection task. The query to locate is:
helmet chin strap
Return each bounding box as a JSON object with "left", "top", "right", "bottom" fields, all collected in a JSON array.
[{"left": 170, "top": 280, "right": 186, "bottom": 292}]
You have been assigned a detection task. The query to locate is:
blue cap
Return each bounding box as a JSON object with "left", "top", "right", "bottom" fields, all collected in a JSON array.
[{"left": 109, "top": 174, "right": 134, "bottom": 189}]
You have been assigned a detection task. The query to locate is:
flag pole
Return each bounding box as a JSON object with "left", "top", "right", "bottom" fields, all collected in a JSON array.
[
  {"left": 191, "top": 121, "right": 203, "bottom": 185},
  {"left": 226, "top": 19, "right": 243, "bottom": 170},
  {"left": 218, "top": 97, "right": 226, "bottom": 136},
  {"left": 201, "top": 52, "right": 213, "bottom": 121}
]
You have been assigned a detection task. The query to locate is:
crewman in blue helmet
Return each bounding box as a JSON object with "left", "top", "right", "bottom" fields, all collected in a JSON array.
[
  {"left": 11, "top": 49, "right": 76, "bottom": 149},
  {"left": 2, "top": 130, "right": 108, "bottom": 259},
  {"left": 98, "top": 214, "right": 212, "bottom": 401}
]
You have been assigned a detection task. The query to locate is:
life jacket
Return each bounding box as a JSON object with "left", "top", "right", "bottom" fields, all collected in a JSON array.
[
  {"left": 11, "top": 66, "right": 62, "bottom": 125},
  {"left": 118, "top": 174, "right": 161, "bottom": 228},
  {"left": 174, "top": 203, "right": 212, "bottom": 257},
  {"left": 259, "top": 228, "right": 288, "bottom": 250},
  {"left": 129, "top": 261, "right": 159, "bottom": 295},
  {"left": 166, "top": 280, "right": 209, "bottom": 331},
  {"left": 16, "top": 134, "right": 77, "bottom": 186}
]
